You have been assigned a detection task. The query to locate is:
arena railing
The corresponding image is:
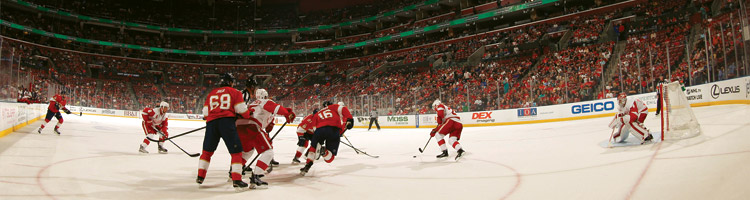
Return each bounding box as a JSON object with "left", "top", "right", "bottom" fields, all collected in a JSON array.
[
  {"left": 0, "top": 0, "right": 563, "bottom": 57},
  {"left": 7, "top": 0, "right": 439, "bottom": 36}
]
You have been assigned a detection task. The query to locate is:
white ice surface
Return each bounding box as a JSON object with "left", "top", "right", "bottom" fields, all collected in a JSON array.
[{"left": 1, "top": 104, "right": 749, "bottom": 200}]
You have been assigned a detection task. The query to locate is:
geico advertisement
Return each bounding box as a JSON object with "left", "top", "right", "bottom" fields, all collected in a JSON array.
[{"left": 570, "top": 101, "right": 616, "bottom": 114}]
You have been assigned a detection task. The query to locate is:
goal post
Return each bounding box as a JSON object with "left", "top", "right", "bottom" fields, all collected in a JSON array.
[{"left": 660, "top": 81, "right": 701, "bottom": 141}]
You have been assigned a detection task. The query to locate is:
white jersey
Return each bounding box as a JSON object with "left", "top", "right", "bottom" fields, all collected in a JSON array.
[
  {"left": 435, "top": 104, "right": 460, "bottom": 124},
  {"left": 619, "top": 98, "right": 648, "bottom": 116},
  {"left": 236, "top": 99, "right": 281, "bottom": 129}
]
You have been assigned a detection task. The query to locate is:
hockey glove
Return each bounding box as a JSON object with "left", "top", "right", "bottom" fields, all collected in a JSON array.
[
  {"left": 63, "top": 108, "right": 72, "bottom": 115},
  {"left": 265, "top": 122, "right": 274, "bottom": 133},
  {"left": 345, "top": 118, "right": 354, "bottom": 130},
  {"left": 285, "top": 108, "right": 296, "bottom": 123},
  {"left": 430, "top": 128, "right": 437, "bottom": 137},
  {"left": 297, "top": 135, "right": 307, "bottom": 146}
]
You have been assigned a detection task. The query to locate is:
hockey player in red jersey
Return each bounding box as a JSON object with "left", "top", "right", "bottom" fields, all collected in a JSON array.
[
  {"left": 430, "top": 99, "right": 466, "bottom": 160},
  {"left": 300, "top": 101, "right": 354, "bottom": 175},
  {"left": 236, "top": 88, "right": 295, "bottom": 188},
  {"left": 292, "top": 108, "right": 319, "bottom": 164},
  {"left": 37, "top": 92, "right": 72, "bottom": 135},
  {"left": 609, "top": 93, "right": 653, "bottom": 144},
  {"left": 196, "top": 73, "right": 253, "bottom": 192},
  {"left": 138, "top": 102, "right": 170, "bottom": 154}
]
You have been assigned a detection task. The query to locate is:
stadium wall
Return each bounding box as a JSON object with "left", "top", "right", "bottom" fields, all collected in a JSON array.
[
  {"left": 3, "top": 77, "right": 747, "bottom": 134},
  {"left": 0, "top": 103, "right": 47, "bottom": 138}
]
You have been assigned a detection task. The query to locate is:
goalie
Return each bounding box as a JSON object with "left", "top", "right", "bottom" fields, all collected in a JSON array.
[{"left": 609, "top": 93, "right": 653, "bottom": 144}]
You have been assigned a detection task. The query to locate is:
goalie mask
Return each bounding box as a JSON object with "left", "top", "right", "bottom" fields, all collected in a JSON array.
[
  {"left": 617, "top": 93, "right": 627, "bottom": 109},
  {"left": 255, "top": 89, "right": 268, "bottom": 100}
]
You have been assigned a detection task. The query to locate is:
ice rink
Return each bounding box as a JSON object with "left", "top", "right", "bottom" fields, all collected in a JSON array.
[{"left": 1, "top": 104, "right": 749, "bottom": 200}]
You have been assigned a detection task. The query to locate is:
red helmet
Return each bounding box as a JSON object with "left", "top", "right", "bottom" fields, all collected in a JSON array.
[{"left": 617, "top": 93, "right": 627, "bottom": 108}]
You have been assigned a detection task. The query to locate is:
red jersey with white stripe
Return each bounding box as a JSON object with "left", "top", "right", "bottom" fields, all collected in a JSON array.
[
  {"left": 298, "top": 114, "right": 315, "bottom": 133},
  {"left": 435, "top": 104, "right": 460, "bottom": 125},
  {"left": 47, "top": 94, "right": 67, "bottom": 113},
  {"left": 141, "top": 107, "right": 168, "bottom": 128},
  {"left": 236, "top": 99, "right": 290, "bottom": 129},
  {"left": 202, "top": 87, "right": 250, "bottom": 122},
  {"left": 312, "top": 104, "right": 353, "bottom": 131},
  {"left": 619, "top": 98, "right": 648, "bottom": 118}
]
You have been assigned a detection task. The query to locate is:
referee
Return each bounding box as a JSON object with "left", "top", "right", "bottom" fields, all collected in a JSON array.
[{"left": 368, "top": 108, "right": 380, "bottom": 131}]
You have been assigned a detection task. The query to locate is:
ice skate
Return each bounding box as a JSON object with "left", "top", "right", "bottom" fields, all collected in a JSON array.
[
  {"left": 292, "top": 157, "right": 301, "bottom": 164},
  {"left": 158, "top": 145, "right": 168, "bottom": 154},
  {"left": 37, "top": 127, "right": 42, "bottom": 134},
  {"left": 233, "top": 180, "right": 249, "bottom": 192},
  {"left": 436, "top": 150, "right": 449, "bottom": 158},
  {"left": 270, "top": 159, "right": 279, "bottom": 166},
  {"left": 248, "top": 173, "right": 268, "bottom": 189},
  {"left": 300, "top": 162, "right": 314, "bottom": 175},
  {"left": 641, "top": 134, "right": 653, "bottom": 145},
  {"left": 53, "top": 128, "right": 61, "bottom": 135},
  {"left": 196, "top": 176, "right": 205, "bottom": 185},
  {"left": 455, "top": 149, "right": 465, "bottom": 161},
  {"left": 138, "top": 145, "right": 149, "bottom": 154}
]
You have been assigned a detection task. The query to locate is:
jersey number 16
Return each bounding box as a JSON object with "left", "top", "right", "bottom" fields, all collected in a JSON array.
[{"left": 317, "top": 110, "right": 333, "bottom": 119}]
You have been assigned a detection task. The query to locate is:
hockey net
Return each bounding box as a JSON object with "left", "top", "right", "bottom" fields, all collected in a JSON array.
[{"left": 660, "top": 81, "right": 701, "bottom": 141}]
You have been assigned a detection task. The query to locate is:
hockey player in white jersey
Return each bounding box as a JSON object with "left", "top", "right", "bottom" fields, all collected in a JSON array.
[
  {"left": 609, "top": 93, "right": 653, "bottom": 144},
  {"left": 236, "top": 88, "right": 295, "bottom": 188}
]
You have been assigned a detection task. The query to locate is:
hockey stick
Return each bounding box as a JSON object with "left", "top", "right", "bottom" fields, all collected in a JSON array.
[
  {"left": 146, "top": 126, "right": 206, "bottom": 142},
  {"left": 607, "top": 128, "right": 616, "bottom": 148},
  {"left": 418, "top": 137, "right": 432, "bottom": 153},
  {"left": 340, "top": 140, "right": 379, "bottom": 158},
  {"left": 342, "top": 134, "right": 360, "bottom": 154},
  {"left": 243, "top": 122, "right": 288, "bottom": 173},
  {"left": 157, "top": 130, "right": 200, "bottom": 157}
]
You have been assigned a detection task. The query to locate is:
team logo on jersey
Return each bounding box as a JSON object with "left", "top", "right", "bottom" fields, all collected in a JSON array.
[{"left": 710, "top": 84, "right": 740, "bottom": 99}]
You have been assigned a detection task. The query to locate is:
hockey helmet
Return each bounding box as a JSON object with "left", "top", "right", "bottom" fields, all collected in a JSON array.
[
  {"left": 322, "top": 101, "right": 334, "bottom": 107},
  {"left": 337, "top": 101, "right": 345, "bottom": 106},
  {"left": 312, "top": 108, "right": 320, "bottom": 115},
  {"left": 617, "top": 93, "right": 627, "bottom": 108},
  {"left": 219, "top": 73, "right": 235, "bottom": 87},
  {"left": 245, "top": 78, "right": 258, "bottom": 89},
  {"left": 255, "top": 89, "right": 269, "bottom": 100},
  {"left": 159, "top": 101, "right": 170, "bottom": 113},
  {"left": 431, "top": 99, "right": 441, "bottom": 109}
]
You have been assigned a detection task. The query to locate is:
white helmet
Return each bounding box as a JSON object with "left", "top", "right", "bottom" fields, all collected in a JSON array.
[
  {"left": 337, "top": 102, "right": 345, "bottom": 106},
  {"left": 159, "top": 101, "right": 169, "bottom": 108},
  {"left": 255, "top": 89, "right": 268, "bottom": 100},
  {"left": 432, "top": 99, "right": 441, "bottom": 109}
]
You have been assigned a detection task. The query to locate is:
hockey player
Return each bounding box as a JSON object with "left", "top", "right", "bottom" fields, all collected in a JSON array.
[
  {"left": 37, "top": 92, "right": 72, "bottom": 135},
  {"left": 430, "top": 100, "right": 466, "bottom": 160},
  {"left": 236, "top": 88, "right": 295, "bottom": 188},
  {"left": 138, "top": 102, "right": 170, "bottom": 154},
  {"left": 196, "top": 73, "right": 252, "bottom": 192},
  {"left": 609, "top": 93, "right": 653, "bottom": 144},
  {"left": 241, "top": 78, "right": 280, "bottom": 167},
  {"left": 292, "top": 108, "right": 318, "bottom": 164},
  {"left": 300, "top": 101, "right": 354, "bottom": 175}
]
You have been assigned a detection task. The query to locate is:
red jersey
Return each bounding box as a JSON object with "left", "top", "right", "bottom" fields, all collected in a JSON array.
[
  {"left": 312, "top": 104, "right": 353, "bottom": 131},
  {"left": 47, "top": 94, "right": 67, "bottom": 113},
  {"left": 202, "top": 87, "right": 250, "bottom": 122},
  {"left": 141, "top": 107, "right": 168, "bottom": 128},
  {"left": 298, "top": 114, "right": 315, "bottom": 133}
]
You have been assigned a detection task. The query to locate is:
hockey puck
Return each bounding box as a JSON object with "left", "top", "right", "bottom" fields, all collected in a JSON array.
[{"left": 413, "top": 156, "right": 417, "bottom": 158}]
